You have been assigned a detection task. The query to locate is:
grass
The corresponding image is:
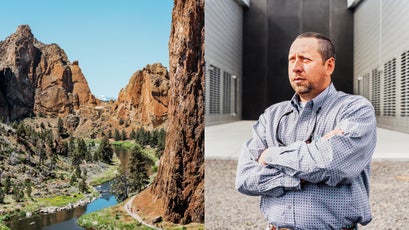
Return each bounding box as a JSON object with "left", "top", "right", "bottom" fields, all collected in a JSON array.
[
  {"left": 36, "top": 193, "right": 85, "bottom": 207},
  {"left": 89, "top": 164, "right": 118, "bottom": 186},
  {"left": 77, "top": 202, "right": 154, "bottom": 230},
  {"left": 0, "top": 215, "right": 10, "bottom": 230},
  {"left": 112, "top": 140, "right": 135, "bottom": 149}
]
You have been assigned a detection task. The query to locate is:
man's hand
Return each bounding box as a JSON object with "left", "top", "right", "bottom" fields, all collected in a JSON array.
[
  {"left": 257, "top": 129, "right": 344, "bottom": 166},
  {"left": 322, "top": 128, "right": 344, "bottom": 140},
  {"left": 257, "top": 148, "right": 269, "bottom": 166}
]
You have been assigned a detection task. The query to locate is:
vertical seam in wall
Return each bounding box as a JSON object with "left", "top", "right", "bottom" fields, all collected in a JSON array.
[
  {"left": 299, "top": 0, "right": 303, "bottom": 33},
  {"left": 329, "top": 0, "right": 333, "bottom": 38},
  {"left": 264, "top": 0, "right": 268, "bottom": 106}
]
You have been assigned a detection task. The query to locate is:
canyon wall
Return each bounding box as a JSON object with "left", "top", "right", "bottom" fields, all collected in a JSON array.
[{"left": 148, "top": 0, "right": 205, "bottom": 224}]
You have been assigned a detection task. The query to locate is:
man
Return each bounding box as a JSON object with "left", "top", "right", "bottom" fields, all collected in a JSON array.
[{"left": 235, "top": 32, "right": 376, "bottom": 229}]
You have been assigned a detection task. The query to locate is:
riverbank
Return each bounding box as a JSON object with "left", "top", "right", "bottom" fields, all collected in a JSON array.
[
  {"left": 0, "top": 161, "right": 118, "bottom": 228},
  {"left": 205, "top": 159, "right": 409, "bottom": 229},
  {"left": 77, "top": 198, "right": 154, "bottom": 230}
]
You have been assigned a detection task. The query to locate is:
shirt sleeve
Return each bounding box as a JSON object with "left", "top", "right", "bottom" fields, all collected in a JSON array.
[
  {"left": 235, "top": 114, "right": 301, "bottom": 197},
  {"left": 263, "top": 98, "right": 377, "bottom": 187}
]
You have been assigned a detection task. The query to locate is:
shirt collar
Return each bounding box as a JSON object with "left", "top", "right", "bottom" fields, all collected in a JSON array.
[{"left": 290, "top": 83, "right": 336, "bottom": 112}]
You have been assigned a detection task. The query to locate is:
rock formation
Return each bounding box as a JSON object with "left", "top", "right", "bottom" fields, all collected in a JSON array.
[
  {"left": 114, "top": 63, "right": 170, "bottom": 128},
  {"left": 135, "top": 0, "right": 204, "bottom": 224},
  {"left": 0, "top": 25, "right": 97, "bottom": 121}
]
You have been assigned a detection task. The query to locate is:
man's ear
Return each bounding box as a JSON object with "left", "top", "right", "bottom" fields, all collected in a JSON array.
[{"left": 325, "top": 57, "right": 335, "bottom": 75}]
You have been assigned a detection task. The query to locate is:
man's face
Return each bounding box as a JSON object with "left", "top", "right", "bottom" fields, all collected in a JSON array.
[{"left": 288, "top": 37, "right": 334, "bottom": 101}]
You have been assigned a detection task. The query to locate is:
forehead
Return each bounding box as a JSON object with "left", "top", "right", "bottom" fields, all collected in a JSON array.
[{"left": 288, "top": 37, "right": 320, "bottom": 56}]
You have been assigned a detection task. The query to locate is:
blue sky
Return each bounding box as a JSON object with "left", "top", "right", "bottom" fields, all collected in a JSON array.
[{"left": 0, "top": 0, "right": 173, "bottom": 99}]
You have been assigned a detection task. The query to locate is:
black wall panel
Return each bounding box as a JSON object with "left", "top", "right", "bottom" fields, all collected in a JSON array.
[{"left": 242, "top": 0, "right": 353, "bottom": 119}]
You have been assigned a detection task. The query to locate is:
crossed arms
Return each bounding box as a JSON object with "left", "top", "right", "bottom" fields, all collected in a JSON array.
[{"left": 235, "top": 99, "right": 377, "bottom": 197}]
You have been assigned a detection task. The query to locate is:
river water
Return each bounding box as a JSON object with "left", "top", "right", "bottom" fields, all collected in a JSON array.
[{"left": 6, "top": 146, "right": 130, "bottom": 230}]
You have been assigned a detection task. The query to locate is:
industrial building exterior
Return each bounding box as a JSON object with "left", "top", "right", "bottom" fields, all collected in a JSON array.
[{"left": 205, "top": 0, "right": 409, "bottom": 134}]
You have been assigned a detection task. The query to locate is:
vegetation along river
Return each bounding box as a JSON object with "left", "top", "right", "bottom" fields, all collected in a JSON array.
[{"left": 6, "top": 146, "right": 131, "bottom": 230}]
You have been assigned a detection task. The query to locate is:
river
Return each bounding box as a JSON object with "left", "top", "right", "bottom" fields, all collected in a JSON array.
[{"left": 6, "top": 146, "right": 130, "bottom": 230}]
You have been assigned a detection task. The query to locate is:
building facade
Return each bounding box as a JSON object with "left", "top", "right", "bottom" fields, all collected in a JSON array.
[
  {"left": 205, "top": 0, "right": 249, "bottom": 125},
  {"left": 205, "top": 0, "right": 354, "bottom": 125},
  {"left": 241, "top": 0, "right": 354, "bottom": 119},
  {"left": 354, "top": 0, "right": 409, "bottom": 133},
  {"left": 206, "top": 0, "right": 409, "bottom": 135}
]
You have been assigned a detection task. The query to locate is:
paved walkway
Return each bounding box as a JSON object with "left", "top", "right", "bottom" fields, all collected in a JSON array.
[
  {"left": 124, "top": 195, "right": 161, "bottom": 230},
  {"left": 205, "top": 120, "right": 409, "bottom": 160}
]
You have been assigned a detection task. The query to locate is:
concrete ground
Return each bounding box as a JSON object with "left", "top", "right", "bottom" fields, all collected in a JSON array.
[{"left": 205, "top": 120, "right": 409, "bottom": 160}]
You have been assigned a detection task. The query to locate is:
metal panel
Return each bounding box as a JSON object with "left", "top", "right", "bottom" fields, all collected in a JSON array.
[
  {"left": 354, "top": 0, "right": 409, "bottom": 133},
  {"left": 354, "top": 0, "right": 380, "bottom": 80},
  {"left": 243, "top": 0, "right": 354, "bottom": 120},
  {"left": 205, "top": 0, "right": 243, "bottom": 125},
  {"left": 242, "top": 0, "right": 268, "bottom": 119},
  {"left": 266, "top": 0, "right": 300, "bottom": 107}
]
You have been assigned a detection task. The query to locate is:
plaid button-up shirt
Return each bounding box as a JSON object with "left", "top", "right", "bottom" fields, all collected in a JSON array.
[{"left": 236, "top": 83, "right": 377, "bottom": 229}]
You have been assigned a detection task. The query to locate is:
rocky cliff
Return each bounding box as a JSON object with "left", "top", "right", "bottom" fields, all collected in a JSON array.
[
  {"left": 113, "top": 63, "right": 169, "bottom": 128},
  {"left": 0, "top": 25, "right": 97, "bottom": 121},
  {"left": 135, "top": 0, "right": 204, "bottom": 224}
]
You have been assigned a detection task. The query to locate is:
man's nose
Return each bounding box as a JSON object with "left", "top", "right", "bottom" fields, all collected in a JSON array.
[{"left": 292, "top": 59, "right": 303, "bottom": 73}]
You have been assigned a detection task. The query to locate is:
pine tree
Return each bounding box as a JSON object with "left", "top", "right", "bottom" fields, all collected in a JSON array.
[
  {"left": 128, "top": 144, "right": 149, "bottom": 193},
  {"left": 16, "top": 122, "right": 26, "bottom": 141},
  {"left": 61, "top": 141, "right": 69, "bottom": 157},
  {"left": 95, "top": 137, "right": 114, "bottom": 164},
  {"left": 70, "top": 173, "right": 77, "bottom": 185},
  {"left": 119, "top": 118, "right": 125, "bottom": 126},
  {"left": 38, "top": 144, "right": 46, "bottom": 166},
  {"left": 4, "top": 176, "right": 12, "bottom": 194},
  {"left": 79, "top": 175, "right": 87, "bottom": 193},
  {"left": 57, "top": 117, "right": 64, "bottom": 136},
  {"left": 68, "top": 137, "right": 76, "bottom": 158},
  {"left": 111, "top": 166, "right": 128, "bottom": 202},
  {"left": 121, "top": 129, "right": 127, "bottom": 140},
  {"left": 0, "top": 187, "right": 4, "bottom": 204},
  {"left": 130, "top": 129, "right": 136, "bottom": 139},
  {"left": 114, "top": 129, "right": 121, "bottom": 141},
  {"left": 135, "top": 127, "right": 151, "bottom": 146},
  {"left": 75, "top": 165, "right": 82, "bottom": 179},
  {"left": 12, "top": 184, "right": 24, "bottom": 202},
  {"left": 25, "top": 183, "right": 32, "bottom": 199},
  {"left": 156, "top": 129, "right": 166, "bottom": 158},
  {"left": 151, "top": 129, "right": 159, "bottom": 147},
  {"left": 77, "top": 138, "right": 88, "bottom": 162}
]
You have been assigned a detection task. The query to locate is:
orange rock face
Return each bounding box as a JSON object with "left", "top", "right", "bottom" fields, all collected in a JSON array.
[
  {"left": 0, "top": 25, "right": 98, "bottom": 120},
  {"left": 145, "top": 0, "right": 205, "bottom": 224},
  {"left": 114, "top": 63, "right": 170, "bottom": 128}
]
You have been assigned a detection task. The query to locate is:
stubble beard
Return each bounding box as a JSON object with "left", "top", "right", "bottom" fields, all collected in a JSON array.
[{"left": 292, "top": 83, "right": 312, "bottom": 96}]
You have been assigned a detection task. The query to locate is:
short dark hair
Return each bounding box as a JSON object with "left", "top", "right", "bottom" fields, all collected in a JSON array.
[{"left": 296, "top": 32, "right": 336, "bottom": 62}]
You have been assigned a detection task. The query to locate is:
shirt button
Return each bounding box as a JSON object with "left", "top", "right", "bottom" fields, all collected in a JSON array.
[{"left": 288, "top": 206, "right": 292, "bottom": 209}]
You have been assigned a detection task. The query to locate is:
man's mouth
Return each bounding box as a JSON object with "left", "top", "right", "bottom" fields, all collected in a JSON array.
[{"left": 293, "top": 77, "right": 306, "bottom": 84}]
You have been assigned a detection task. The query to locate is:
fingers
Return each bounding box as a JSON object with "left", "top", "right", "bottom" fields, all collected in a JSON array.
[
  {"left": 257, "top": 149, "right": 269, "bottom": 166},
  {"left": 322, "top": 129, "right": 344, "bottom": 140}
]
